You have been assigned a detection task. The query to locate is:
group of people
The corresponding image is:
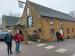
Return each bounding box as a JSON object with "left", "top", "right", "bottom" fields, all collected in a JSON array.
[
  {"left": 4, "top": 30, "right": 24, "bottom": 55},
  {"left": 4, "top": 29, "right": 64, "bottom": 55},
  {"left": 56, "top": 32, "right": 64, "bottom": 42}
]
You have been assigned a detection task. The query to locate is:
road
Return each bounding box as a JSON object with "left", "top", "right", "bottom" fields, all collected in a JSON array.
[{"left": 0, "top": 39, "right": 75, "bottom": 56}]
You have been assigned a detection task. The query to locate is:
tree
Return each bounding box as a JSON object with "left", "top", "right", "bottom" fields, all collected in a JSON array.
[{"left": 69, "top": 11, "right": 75, "bottom": 18}]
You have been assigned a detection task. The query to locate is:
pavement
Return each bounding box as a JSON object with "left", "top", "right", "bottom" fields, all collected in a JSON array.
[{"left": 0, "top": 39, "right": 75, "bottom": 56}]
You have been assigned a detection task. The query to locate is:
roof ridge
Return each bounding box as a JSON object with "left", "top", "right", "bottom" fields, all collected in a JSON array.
[
  {"left": 28, "top": 1, "right": 72, "bottom": 17},
  {"left": 27, "top": 1, "right": 75, "bottom": 21}
]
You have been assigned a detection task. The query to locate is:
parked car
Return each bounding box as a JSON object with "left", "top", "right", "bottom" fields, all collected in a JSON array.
[{"left": 0, "top": 32, "right": 8, "bottom": 41}]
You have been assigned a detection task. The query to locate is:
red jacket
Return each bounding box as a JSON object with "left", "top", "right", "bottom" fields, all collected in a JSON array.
[
  {"left": 15, "top": 34, "right": 24, "bottom": 42},
  {"left": 59, "top": 34, "right": 64, "bottom": 38}
]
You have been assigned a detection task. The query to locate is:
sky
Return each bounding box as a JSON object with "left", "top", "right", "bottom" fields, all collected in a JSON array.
[{"left": 0, "top": 0, "right": 75, "bottom": 24}]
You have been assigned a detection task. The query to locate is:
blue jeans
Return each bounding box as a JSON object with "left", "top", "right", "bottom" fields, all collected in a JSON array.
[{"left": 16, "top": 42, "right": 20, "bottom": 53}]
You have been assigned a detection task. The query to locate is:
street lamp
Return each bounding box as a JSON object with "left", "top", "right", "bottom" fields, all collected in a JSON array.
[
  {"left": 18, "top": 0, "right": 26, "bottom": 4},
  {"left": 18, "top": 0, "right": 25, "bottom": 8},
  {"left": 18, "top": 0, "right": 29, "bottom": 8}
]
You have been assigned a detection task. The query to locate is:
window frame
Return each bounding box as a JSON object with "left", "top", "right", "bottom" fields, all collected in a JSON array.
[
  {"left": 67, "top": 28, "right": 70, "bottom": 34},
  {"left": 27, "top": 16, "right": 33, "bottom": 27},
  {"left": 72, "top": 28, "right": 74, "bottom": 33},
  {"left": 50, "top": 28, "right": 55, "bottom": 35}
]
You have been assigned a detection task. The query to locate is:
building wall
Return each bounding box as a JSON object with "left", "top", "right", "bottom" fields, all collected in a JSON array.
[
  {"left": 21, "top": 3, "right": 75, "bottom": 42},
  {"left": 63, "top": 21, "right": 75, "bottom": 38}
]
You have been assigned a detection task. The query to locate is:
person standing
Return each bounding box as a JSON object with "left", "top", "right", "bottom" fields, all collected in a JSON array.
[
  {"left": 14, "top": 30, "right": 24, "bottom": 54},
  {"left": 56, "top": 32, "right": 61, "bottom": 42},
  {"left": 60, "top": 33, "right": 64, "bottom": 41},
  {"left": 59, "top": 30, "right": 64, "bottom": 41},
  {"left": 4, "top": 30, "right": 13, "bottom": 55}
]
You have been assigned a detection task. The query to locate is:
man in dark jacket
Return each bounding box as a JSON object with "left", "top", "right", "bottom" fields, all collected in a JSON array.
[{"left": 4, "top": 30, "right": 13, "bottom": 55}]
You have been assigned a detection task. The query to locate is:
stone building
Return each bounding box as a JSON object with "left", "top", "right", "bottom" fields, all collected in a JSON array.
[{"left": 18, "top": 1, "right": 75, "bottom": 42}]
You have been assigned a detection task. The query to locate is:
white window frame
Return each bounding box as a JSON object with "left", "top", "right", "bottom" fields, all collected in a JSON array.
[
  {"left": 60, "top": 21, "right": 62, "bottom": 25},
  {"left": 50, "top": 21, "right": 54, "bottom": 25},
  {"left": 27, "top": 16, "right": 33, "bottom": 27}
]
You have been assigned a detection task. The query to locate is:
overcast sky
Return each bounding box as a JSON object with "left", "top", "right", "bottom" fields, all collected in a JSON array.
[{"left": 0, "top": 0, "right": 75, "bottom": 24}]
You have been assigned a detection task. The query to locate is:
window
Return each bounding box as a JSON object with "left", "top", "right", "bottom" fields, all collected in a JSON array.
[
  {"left": 67, "top": 28, "right": 70, "bottom": 33},
  {"left": 50, "top": 28, "right": 54, "bottom": 34},
  {"left": 50, "top": 21, "right": 54, "bottom": 25},
  {"left": 49, "top": 18, "right": 54, "bottom": 25},
  {"left": 72, "top": 28, "right": 74, "bottom": 32},
  {"left": 27, "top": 16, "right": 33, "bottom": 27},
  {"left": 59, "top": 21, "right": 62, "bottom": 25},
  {"left": 38, "top": 28, "right": 41, "bottom": 33}
]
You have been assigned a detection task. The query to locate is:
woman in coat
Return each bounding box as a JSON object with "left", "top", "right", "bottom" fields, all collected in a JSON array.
[{"left": 14, "top": 30, "right": 24, "bottom": 54}]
